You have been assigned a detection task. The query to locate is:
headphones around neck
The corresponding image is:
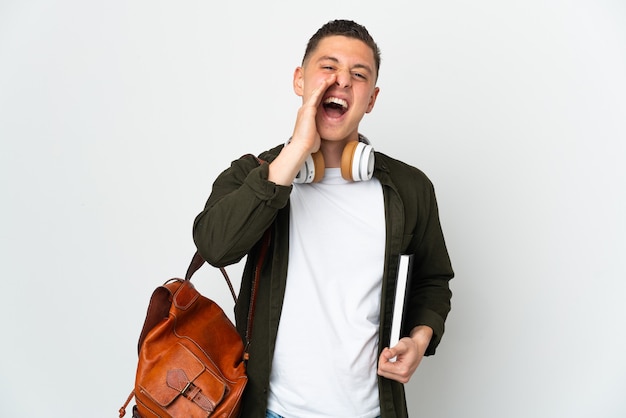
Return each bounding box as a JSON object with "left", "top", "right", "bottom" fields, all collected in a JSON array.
[{"left": 292, "top": 135, "right": 375, "bottom": 184}]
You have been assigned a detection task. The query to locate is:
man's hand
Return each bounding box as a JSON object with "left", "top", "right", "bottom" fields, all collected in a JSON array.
[
  {"left": 268, "top": 74, "right": 336, "bottom": 186},
  {"left": 291, "top": 74, "right": 337, "bottom": 154},
  {"left": 377, "top": 325, "right": 433, "bottom": 384}
]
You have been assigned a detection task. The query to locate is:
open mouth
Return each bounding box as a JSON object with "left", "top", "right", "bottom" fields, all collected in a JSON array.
[{"left": 322, "top": 97, "right": 348, "bottom": 118}]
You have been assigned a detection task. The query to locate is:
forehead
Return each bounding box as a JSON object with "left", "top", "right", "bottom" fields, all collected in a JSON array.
[{"left": 306, "top": 35, "right": 376, "bottom": 68}]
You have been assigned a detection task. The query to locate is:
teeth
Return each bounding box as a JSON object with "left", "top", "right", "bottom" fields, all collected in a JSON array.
[{"left": 324, "top": 97, "right": 348, "bottom": 109}]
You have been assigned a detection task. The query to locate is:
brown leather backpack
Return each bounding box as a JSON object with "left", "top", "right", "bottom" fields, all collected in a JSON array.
[{"left": 119, "top": 230, "right": 270, "bottom": 417}]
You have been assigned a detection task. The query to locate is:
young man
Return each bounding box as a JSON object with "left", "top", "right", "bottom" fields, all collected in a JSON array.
[{"left": 193, "top": 19, "right": 454, "bottom": 418}]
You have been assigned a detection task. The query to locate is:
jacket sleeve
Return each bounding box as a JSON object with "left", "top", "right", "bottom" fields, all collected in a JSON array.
[
  {"left": 402, "top": 177, "right": 454, "bottom": 356},
  {"left": 193, "top": 154, "right": 291, "bottom": 267}
]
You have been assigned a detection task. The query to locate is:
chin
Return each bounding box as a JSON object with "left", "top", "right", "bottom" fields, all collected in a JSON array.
[
  {"left": 317, "top": 117, "right": 361, "bottom": 142},
  {"left": 318, "top": 126, "right": 356, "bottom": 143},
  {"left": 320, "top": 135, "right": 346, "bottom": 143}
]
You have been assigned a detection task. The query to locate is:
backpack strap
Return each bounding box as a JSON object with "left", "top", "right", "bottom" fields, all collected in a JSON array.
[{"left": 188, "top": 152, "right": 271, "bottom": 361}]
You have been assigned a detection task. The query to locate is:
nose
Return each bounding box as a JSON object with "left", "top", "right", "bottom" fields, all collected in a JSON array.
[{"left": 335, "top": 69, "right": 351, "bottom": 88}]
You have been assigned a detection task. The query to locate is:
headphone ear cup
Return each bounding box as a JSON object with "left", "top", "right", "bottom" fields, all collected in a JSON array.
[
  {"left": 310, "top": 151, "right": 325, "bottom": 183},
  {"left": 294, "top": 151, "right": 325, "bottom": 183},
  {"left": 340, "top": 141, "right": 359, "bottom": 181},
  {"left": 341, "top": 141, "right": 375, "bottom": 181}
]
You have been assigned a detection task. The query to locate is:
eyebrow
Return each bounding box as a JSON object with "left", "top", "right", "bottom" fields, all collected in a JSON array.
[{"left": 316, "top": 55, "right": 373, "bottom": 74}]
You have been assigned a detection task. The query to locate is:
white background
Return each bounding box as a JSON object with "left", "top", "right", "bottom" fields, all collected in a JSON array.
[{"left": 1, "top": 1, "right": 625, "bottom": 417}]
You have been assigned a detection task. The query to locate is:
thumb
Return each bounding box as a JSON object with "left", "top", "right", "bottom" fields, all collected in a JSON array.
[
  {"left": 380, "top": 346, "right": 397, "bottom": 362},
  {"left": 386, "top": 339, "right": 412, "bottom": 360}
]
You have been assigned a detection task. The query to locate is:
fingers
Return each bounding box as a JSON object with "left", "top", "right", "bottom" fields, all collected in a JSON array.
[
  {"left": 377, "top": 339, "right": 422, "bottom": 384},
  {"left": 377, "top": 349, "right": 412, "bottom": 384},
  {"left": 304, "top": 74, "right": 337, "bottom": 109},
  {"left": 290, "top": 75, "right": 336, "bottom": 152}
]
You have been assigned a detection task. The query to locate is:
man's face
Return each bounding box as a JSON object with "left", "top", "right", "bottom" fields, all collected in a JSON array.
[{"left": 294, "top": 35, "right": 380, "bottom": 143}]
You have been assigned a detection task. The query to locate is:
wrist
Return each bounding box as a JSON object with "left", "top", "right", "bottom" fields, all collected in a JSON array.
[
  {"left": 410, "top": 325, "right": 433, "bottom": 346},
  {"left": 269, "top": 143, "right": 310, "bottom": 185}
]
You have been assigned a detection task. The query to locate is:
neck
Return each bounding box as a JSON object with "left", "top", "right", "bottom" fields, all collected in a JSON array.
[
  {"left": 319, "top": 133, "right": 360, "bottom": 168},
  {"left": 319, "top": 141, "right": 345, "bottom": 168}
]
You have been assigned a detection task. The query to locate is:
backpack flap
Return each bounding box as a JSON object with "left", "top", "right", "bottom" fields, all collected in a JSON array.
[{"left": 138, "top": 342, "right": 226, "bottom": 414}]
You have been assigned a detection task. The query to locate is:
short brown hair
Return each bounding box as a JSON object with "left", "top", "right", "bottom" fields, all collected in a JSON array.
[{"left": 303, "top": 20, "right": 381, "bottom": 79}]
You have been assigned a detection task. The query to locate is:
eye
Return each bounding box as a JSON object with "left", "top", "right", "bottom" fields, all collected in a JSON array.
[{"left": 353, "top": 72, "right": 367, "bottom": 80}]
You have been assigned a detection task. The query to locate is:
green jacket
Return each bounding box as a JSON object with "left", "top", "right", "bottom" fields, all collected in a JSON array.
[{"left": 193, "top": 144, "right": 454, "bottom": 418}]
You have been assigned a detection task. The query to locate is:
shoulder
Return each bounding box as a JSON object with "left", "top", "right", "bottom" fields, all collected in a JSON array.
[{"left": 374, "top": 151, "right": 434, "bottom": 191}]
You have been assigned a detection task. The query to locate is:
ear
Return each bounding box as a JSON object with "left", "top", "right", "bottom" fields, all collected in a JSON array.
[
  {"left": 293, "top": 67, "right": 304, "bottom": 97},
  {"left": 365, "top": 86, "right": 380, "bottom": 113}
]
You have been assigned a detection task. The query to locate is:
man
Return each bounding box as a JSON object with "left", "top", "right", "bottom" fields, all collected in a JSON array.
[{"left": 193, "top": 19, "right": 453, "bottom": 418}]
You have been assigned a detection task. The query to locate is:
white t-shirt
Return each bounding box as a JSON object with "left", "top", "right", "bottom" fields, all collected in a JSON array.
[{"left": 267, "top": 168, "right": 386, "bottom": 418}]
